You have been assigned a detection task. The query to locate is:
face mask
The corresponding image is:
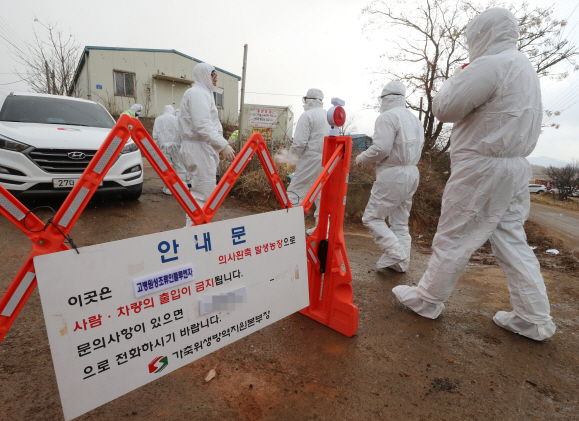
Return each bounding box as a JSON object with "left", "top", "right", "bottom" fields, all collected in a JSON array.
[{"left": 135, "top": 112, "right": 140, "bottom": 118}]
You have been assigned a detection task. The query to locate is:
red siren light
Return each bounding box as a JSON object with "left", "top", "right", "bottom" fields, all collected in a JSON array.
[{"left": 327, "top": 98, "right": 346, "bottom": 136}]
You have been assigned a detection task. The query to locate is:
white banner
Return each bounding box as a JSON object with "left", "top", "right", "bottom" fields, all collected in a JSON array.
[
  {"left": 34, "top": 207, "right": 308, "bottom": 421},
  {"left": 248, "top": 108, "right": 279, "bottom": 128}
]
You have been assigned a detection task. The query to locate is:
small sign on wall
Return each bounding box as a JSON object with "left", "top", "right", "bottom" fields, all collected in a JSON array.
[{"left": 96, "top": 84, "right": 102, "bottom": 90}]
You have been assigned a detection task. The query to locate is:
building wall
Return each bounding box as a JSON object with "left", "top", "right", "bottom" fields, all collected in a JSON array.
[{"left": 74, "top": 49, "right": 239, "bottom": 120}]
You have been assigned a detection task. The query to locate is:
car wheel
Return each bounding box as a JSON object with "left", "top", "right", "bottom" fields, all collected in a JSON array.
[
  {"left": 124, "top": 183, "right": 142, "bottom": 201},
  {"left": 536, "top": 191, "right": 541, "bottom": 194}
]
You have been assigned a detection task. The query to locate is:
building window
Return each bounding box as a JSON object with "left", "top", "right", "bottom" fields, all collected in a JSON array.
[
  {"left": 114, "top": 71, "right": 136, "bottom": 97},
  {"left": 214, "top": 91, "right": 223, "bottom": 107}
]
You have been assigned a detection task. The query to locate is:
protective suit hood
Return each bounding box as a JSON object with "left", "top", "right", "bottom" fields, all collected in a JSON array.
[
  {"left": 379, "top": 81, "right": 406, "bottom": 113},
  {"left": 303, "top": 88, "right": 324, "bottom": 111},
  {"left": 466, "top": 7, "right": 518, "bottom": 62},
  {"left": 192, "top": 63, "right": 216, "bottom": 94},
  {"left": 163, "top": 105, "right": 175, "bottom": 115},
  {"left": 129, "top": 103, "right": 142, "bottom": 115}
]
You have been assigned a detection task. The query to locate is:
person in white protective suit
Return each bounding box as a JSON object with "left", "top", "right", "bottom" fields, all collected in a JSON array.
[
  {"left": 356, "top": 81, "right": 424, "bottom": 272},
  {"left": 392, "top": 8, "right": 556, "bottom": 341},
  {"left": 287, "top": 88, "right": 330, "bottom": 235},
  {"left": 121, "top": 103, "right": 142, "bottom": 118},
  {"left": 175, "top": 108, "right": 192, "bottom": 188},
  {"left": 179, "top": 63, "right": 235, "bottom": 226},
  {"left": 153, "top": 105, "right": 186, "bottom": 195}
]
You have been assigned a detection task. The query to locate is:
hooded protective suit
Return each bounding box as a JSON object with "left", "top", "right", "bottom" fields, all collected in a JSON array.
[
  {"left": 153, "top": 105, "right": 186, "bottom": 194},
  {"left": 122, "top": 103, "right": 142, "bottom": 118},
  {"left": 359, "top": 81, "right": 424, "bottom": 272},
  {"left": 392, "top": 8, "right": 556, "bottom": 341},
  {"left": 287, "top": 88, "right": 330, "bottom": 233},
  {"left": 179, "top": 63, "right": 229, "bottom": 225}
]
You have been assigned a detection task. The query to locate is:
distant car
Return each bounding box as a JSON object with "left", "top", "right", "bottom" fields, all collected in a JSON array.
[
  {"left": 528, "top": 184, "right": 546, "bottom": 194},
  {"left": 0, "top": 92, "right": 143, "bottom": 200},
  {"left": 572, "top": 189, "right": 579, "bottom": 198}
]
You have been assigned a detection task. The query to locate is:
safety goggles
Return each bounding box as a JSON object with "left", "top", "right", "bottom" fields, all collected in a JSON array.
[
  {"left": 211, "top": 71, "right": 218, "bottom": 81},
  {"left": 378, "top": 93, "right": 402, "bottom": 104},
  {"left": 302, "top": 97, "right": 318, "bottom": 104}
]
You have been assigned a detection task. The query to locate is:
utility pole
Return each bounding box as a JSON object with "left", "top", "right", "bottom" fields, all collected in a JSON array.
[{"left": 237, "top": 44, "right": 248, "bottom": 152}]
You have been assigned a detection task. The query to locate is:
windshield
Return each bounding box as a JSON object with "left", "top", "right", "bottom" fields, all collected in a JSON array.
[{"left": 0, "top": 95, "right": 115, "bottom": 128}]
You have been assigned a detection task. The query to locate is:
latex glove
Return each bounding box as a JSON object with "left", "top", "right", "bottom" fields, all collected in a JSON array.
[
  {"left": 221, "top": 145, "right": 235, "bottom": 162},
  {"left": 355, "top": 154, "right": 363, "bottom": 167}
]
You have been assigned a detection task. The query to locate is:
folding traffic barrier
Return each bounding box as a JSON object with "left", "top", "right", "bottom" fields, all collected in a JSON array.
[
  {"left": 299, "top": 135, "right": 359, "bottom": 337},
  {"left": 0, "top": 115, "right": 358, "bottom": 343}
]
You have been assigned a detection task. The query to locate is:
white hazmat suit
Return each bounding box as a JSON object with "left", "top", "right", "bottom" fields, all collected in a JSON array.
[
  {"left": 179, "top": 63, "right": 233, "bottom": 226},
  {"left": 121, "top": 103, "right": 142, "bottom": 118},
  {"left": 287, "top": 89, "right": 330, "bottom": 235},
  {"left": 392, "top": 8, "right": 556, "bottom": 341},
  {"left": 358, "top": 81, "right": 424, "bottom": 272},
  {"left": 153, "top": 105, "right": 186, "bottom": 194}
]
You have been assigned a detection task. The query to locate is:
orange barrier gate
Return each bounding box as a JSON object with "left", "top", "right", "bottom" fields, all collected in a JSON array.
[
  {"left": 299, "top": 135, "right": 358, "bottom": 337},
  {"left": 0, "top": 115, "right": 358, "bottom": 343}
]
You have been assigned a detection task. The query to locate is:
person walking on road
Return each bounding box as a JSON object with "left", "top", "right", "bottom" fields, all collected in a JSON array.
[
  {"left": 392, "top": 8, "right": 556, "bottom": 341},
  {"left": 356, "top": 81, "right": 424, "bottom": 272},
  {"left": 179, "top": 63, "right": 235, "bottom": 226},
  {"left": 287, "top": 88, "right": 330, "bottom": 235},
  {"left": 153, "top": 105, "right": 186, "bottom": 195}
]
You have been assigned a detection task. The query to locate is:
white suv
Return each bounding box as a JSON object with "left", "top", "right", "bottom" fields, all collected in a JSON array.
[
  {"left": 0, "top": 92, "right": 143, "bottom": 200},
  {"left": 528, "top": 184, "right": 546, "bottom": 194}
]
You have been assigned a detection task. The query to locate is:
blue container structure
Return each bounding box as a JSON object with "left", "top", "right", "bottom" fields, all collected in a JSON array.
[{"left": 350, "top": 134, "right": 373, "bottom": 151}]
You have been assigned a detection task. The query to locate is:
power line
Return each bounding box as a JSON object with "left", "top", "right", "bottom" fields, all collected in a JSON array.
[
  {"left": 0, "top": 17, "right": 30, "bottom": 52},
  {"left": 240, "top": 91, "right": 303, "bottom": 97},
  {"left": 0, "top": 79, "right": 23, "bottom": 86},
  {"left": 546, "top": 87, "right": 579, "bottom": 113},
  {"left": 545, "top": 79, "right": 579, "bottom": 112}
]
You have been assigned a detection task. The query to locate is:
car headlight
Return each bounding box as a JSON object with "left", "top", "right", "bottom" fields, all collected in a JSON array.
[
  {"left": 121, "top": 141, "right": 139, "bottom": 154},
  {"left": 0, "top": 133, "right": 30, "bottom": 152}
]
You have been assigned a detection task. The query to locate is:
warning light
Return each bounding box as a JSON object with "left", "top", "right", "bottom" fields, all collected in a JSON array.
[{"left": 327, "top": 98, "right": 346, "bottom": 136}]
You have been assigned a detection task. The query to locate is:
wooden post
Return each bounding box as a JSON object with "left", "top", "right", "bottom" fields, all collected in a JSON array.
[{"left": 237, "top": 44, "right": 248, "bottom": 153}]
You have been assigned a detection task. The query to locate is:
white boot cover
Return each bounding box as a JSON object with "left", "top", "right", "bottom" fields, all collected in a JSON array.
[
  {"left": 392, "top": 285, "right": 444, "bottom": 319},
  {"left": 493, "top": 311, "right": 556, "bottom": 341}
]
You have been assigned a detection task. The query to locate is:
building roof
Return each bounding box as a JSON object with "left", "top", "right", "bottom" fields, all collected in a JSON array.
[{"left": 71, "top": 46, "right": 241, "bottom": 91}]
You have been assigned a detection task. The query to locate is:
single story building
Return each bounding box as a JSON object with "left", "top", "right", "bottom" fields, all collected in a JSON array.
[{"left": 70, "top": 46, "right": 241, "bottom": 120}]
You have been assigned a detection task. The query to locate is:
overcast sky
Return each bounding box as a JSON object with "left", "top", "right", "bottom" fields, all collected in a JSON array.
[{"left": 1, "top": 0, "right": 578, "bottom": 162}]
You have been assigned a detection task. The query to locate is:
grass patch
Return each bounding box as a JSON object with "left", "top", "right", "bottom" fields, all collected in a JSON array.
[{"left": 530, "top": 194, "right": 579, "bottom": 212}]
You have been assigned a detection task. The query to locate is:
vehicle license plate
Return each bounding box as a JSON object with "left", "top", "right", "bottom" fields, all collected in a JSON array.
[{"left": 53, "top": 179, "right": 103, "bottom": 188}]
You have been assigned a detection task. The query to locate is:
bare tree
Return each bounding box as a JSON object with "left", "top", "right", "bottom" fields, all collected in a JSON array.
[
  {"left": 3, "top": 18, "right": 81, "bottom": 96},
  {"left": 140, "top": 78, "right": 153, "bottom": 118},
  {"left": 339, "top": 115, "right": 360, "bottom": 136},
  {"left": 363, "top": 0, "right": 578, "bottom": 159},
  {"left": 543, "top": 161, "right": 579, "bottom": 201}
]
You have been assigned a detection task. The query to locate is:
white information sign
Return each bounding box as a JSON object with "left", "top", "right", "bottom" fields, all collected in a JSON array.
[
  {"left": 34, "top": 207, "right": 308, "bottom": 421},
  {"left": 248, "top": 108, "right": 279, "bottom": 128}
]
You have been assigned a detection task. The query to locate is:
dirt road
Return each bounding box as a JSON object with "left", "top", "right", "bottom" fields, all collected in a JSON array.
[
  {"left": 529, "top": 202, "right": 579, "bottom": 251},
  {"left": 1, "top": 166, "right": 578, "bottom": 420}
]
